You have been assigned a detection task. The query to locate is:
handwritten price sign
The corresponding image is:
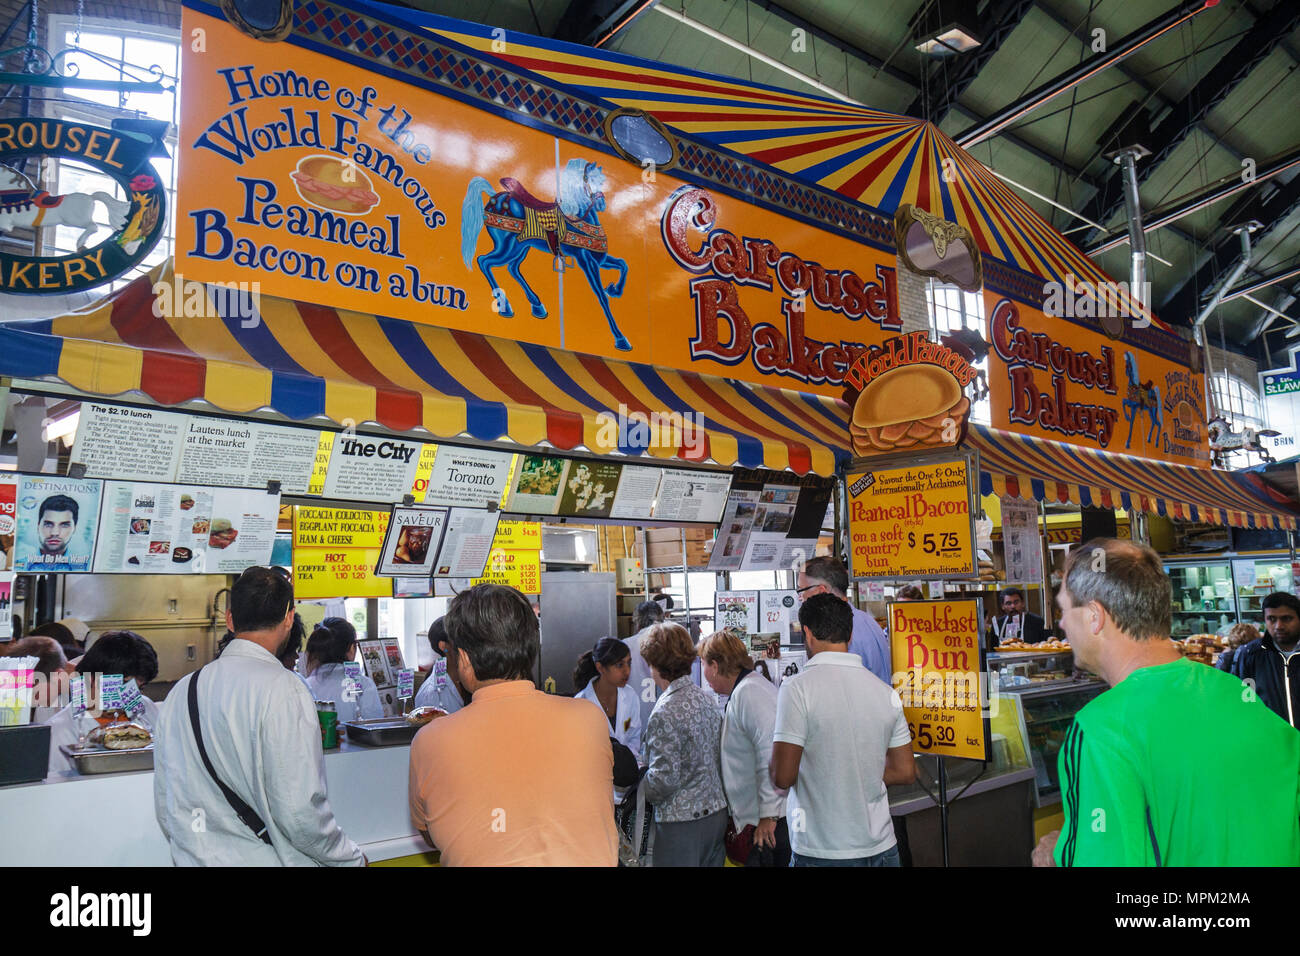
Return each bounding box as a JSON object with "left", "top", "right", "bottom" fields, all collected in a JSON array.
[
  {"left": 847, "top": 455, "right": 976, "bottom": 579},
  {"left": 889, "top": 598, "right": 988, "bottom": 761}
]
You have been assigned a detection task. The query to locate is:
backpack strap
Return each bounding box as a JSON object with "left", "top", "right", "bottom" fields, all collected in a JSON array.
[{"left": 187, "top": 667, "right": 273, "bottom": 845}]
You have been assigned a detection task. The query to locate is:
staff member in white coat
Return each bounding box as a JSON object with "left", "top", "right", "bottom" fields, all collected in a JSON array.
[
  {"left": 304, "top": 618, "right": 383, "bottom": 725},
  {"left": 46, "top": 630, "right": 161, "bottom": 777},
  {"left": 573, "top": 637, "right": 641, "bottom": 758},
  {"left": 699, "top": 630, "right": 789, "bottom": 866},
  {"left": 154, "top": 567, "right": 362, "bottom": 866}
]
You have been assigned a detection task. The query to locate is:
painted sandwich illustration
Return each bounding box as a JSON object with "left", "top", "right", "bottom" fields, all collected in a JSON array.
[{"left": 850, "top": 363, "right": 971, "bottom": 454}]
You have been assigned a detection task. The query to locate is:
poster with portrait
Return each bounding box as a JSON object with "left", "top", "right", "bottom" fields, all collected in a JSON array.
[
  {"left": 375, "top": 506, "right": 449, "bottom": 576},
  {"left": 12, "top": 476, "right": 103, "bottom": 573}
]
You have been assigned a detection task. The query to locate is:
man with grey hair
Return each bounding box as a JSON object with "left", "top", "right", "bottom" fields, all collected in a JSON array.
[
  {"left": 1033, "top": 538, "right": 1299, "bottom": 866},
  {"left": 797, "top": 556, "right": 890, "bottom": 685}
]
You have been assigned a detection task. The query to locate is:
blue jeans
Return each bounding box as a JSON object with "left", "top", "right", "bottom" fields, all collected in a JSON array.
[{"left": 790, "top": 845, "right": 901, "bottom": 867}]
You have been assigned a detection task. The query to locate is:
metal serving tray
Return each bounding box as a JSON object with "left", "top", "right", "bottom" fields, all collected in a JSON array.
[
  {"left": 341, "top": 717, "right": 419, "bottom": 747},
  {"left": 59, "top": 744, "right": 154, "bottom": 775}
]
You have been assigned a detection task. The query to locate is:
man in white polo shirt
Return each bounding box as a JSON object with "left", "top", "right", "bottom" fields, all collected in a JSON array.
[{"left": 770, "top": 593, "right": 916, "bottom": 866}]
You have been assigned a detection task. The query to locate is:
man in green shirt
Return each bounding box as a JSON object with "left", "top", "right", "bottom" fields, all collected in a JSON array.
[{"left": 1033, "top": 538, "right": 1300, "bottom": 867}]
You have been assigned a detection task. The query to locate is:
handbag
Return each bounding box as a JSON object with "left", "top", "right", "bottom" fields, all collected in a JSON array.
[
  {"left": 724, "top": 818, "right": 754, "bottom": 866},
  {"left": 614, "top": 769, "right": 655, "bottom": 866}
]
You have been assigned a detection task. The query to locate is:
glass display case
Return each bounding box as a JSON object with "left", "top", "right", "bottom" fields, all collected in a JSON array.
[
  {"left": 1165, "top": 561, "right": 1237, "bottom": 637},
  {"left": 1232, "top": 557, "right": 1295, "bottom": 630},
  {"left": 987, "top": 648, "right": 1104, "bottom": 806}
]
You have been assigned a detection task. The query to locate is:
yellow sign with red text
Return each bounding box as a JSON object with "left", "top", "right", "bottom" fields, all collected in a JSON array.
[
  {"left": 889, "top": 599, "right": 987, "bottom": 760},
  {"left": 847, "top": 457, "right": 975, "bottom": 579},
  {"left": 292, "top": 507, "right": 393, "bottom": 598}
]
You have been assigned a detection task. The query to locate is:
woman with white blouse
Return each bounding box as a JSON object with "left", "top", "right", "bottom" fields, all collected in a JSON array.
[{"left": 699, "top": 630, "right": 789, "bottom": 866}]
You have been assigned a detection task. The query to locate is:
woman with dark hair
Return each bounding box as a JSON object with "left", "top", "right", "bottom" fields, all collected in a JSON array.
[
  {"left": 304, "top": 617, "right": 382, "bottom": 725},
  {"left": 45, "top": 630, "right": 160, "bottom": 777},
  {"left": 573, "top": 637, "right": 641, "bottom": 758}
]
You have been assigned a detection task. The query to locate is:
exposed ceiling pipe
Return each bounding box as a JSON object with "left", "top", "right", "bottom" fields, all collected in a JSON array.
[
  {"left": 1194, "top": 224, "right": 1256, "bottom": 347},
  {"left": 1088, "top": 150, "right": 1300, "bottom": 256},
  {"left": 955, "top": 0, "right": 1219, "bottom": 148},
  {"left": 652, "top": 4, "right": 860, "bottom": 104},
  {"left": 1225, "top": 264, "right": 1300, "bottom": 303},
  {"left": 1115, "top": 148, "right": 1149, "bottom": 308}
]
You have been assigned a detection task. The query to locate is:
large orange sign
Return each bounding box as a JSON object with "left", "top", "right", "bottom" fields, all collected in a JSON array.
[
  {"left": 176, "top": 9, "right": 902, "bottom": 397},
  {"left": 985, "top": 294, "right": 1210, "bottom": 467}
]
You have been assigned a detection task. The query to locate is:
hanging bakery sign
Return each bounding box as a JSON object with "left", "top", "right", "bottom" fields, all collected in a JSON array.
[
  {"left": 0, "top": 118, "right": 168, "bottom": 294},
  {"left": 893, "top": 204, "right": 982, "bottom": 293},
  {"left": 843, "top": 330, "right": 981, "bottom": 459}
]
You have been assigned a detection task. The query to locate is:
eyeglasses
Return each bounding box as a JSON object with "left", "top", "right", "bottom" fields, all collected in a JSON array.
[{"left": 796, "top": 584, "right": 821, "bottom": 595}]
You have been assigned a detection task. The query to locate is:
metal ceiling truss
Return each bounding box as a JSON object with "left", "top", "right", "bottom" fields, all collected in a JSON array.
[
  {"left": 1075, "top": 1, "right": 1300, "bottom": 246},
  {"left": 1161, "top": 171, "right": 1300, "bottom": 324}
]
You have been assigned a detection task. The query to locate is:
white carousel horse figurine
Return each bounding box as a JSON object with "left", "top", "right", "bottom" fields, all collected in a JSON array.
[
  {"left": 0, "top": 164, "right": 130, "bottom": 249},
  {"left": 1207, "top": 414, "right": 1281, "bottom": 467}
]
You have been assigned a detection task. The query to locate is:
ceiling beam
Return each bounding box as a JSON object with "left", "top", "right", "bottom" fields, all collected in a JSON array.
[
  {"left": 552, "top": 0, "right": 658, "bottom": 47},
  {"left": 1075, "top": 1, "right": 1300, "bottom": 246},
  {"left": 1161, "top": 172, "right": 1300, "bottom": 323},
  {"left": 903, "top": 0, "right": 1037, "bottom": 123},
  {"left": 746, "top": 0, "right": 918, "bottom": 88},
  {"left": 954, "top": 0, "right": 1216, "bottom": 148},
  {"left": 1087, "top": 147, "right": 1300, "bottom": 256}
]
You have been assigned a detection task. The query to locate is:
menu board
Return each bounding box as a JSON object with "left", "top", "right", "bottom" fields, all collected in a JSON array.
[
  {"left": 322, "top": 435, "right": 425, "bottom": 503},
  {"left": 653, "top": 469, "right": 730, "bottom": 522},
  {"left": 433, "top": 508, "right": 502, "bottom": 578},
  {"left": 715, "top": 590, "right": 759, "bottom": 634},
  {"left": 95, "top": 481, "right": 279, "bottom": 573},
  {"left": 293, "top": 507, "right": 393, "bottom": 599},
  {"left": 846, "top": 456, "right": 977, "bottom": 580},
  {"left": 558, "top": 461, "right": 623, "bottom": 518},
  {"left": 609, "top": 465, "right": 662, "bottom": 519},
  {"left": 0, "top": 475, "right": 15, "bottom": 571},
  {"left": 12, "top": 476, "right": 103, "bottom": 573},
  {"left": 375, "top": 506, "right": 450, "bottom": 577},
  {"left": 72, "top": 403, "right": 321, "bottom": 493},
  {"left": 506, "top": 455, "right": 571, "bottom": 514},
  {"left": 890, "top": 598, "right": 988, "bottom": 761},
  {"left": 422, "top": 446, "right": 514, "bottom": 508}
]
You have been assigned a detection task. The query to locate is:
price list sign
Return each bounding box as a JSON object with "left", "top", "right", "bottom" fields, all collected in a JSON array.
[
  {"left": 889, "top": 598, "right": 988, "bottom": 761},
  {"left": 846, "top": 455, "right": 976, "bottom": 580}
]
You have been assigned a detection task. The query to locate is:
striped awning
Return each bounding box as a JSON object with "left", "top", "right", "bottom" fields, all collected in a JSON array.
[
  {"left": 970, "top": 423, "right": 1300, "bottom": 530},
  {"left": 0, "top": 262, "right": 849, "bottom": 476}
]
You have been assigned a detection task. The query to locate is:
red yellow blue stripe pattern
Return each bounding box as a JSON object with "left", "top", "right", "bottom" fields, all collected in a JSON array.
[
  {"left": 970, "top": 424, "right": 1298, "bottom": 530},
  {"left": 0, "top": 262, "right": 848, "bottom": 476}
]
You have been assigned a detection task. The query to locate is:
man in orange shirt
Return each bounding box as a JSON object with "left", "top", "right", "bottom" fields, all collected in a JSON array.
[{"left": 408, "top": 584, "right": 619, "bottom": 866}]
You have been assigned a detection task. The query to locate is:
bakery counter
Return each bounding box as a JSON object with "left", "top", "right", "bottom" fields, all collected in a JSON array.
[{"left": 0, "top": 740, "right": 424, "bottom": 866}]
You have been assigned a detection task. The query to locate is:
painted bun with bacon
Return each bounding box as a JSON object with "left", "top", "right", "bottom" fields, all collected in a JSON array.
[
  {"left": 290, "top": 154, "right": 380, "bottom": 214},
  {"left": 850, "top": 363, "right": 971, "bottom": 454}
]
